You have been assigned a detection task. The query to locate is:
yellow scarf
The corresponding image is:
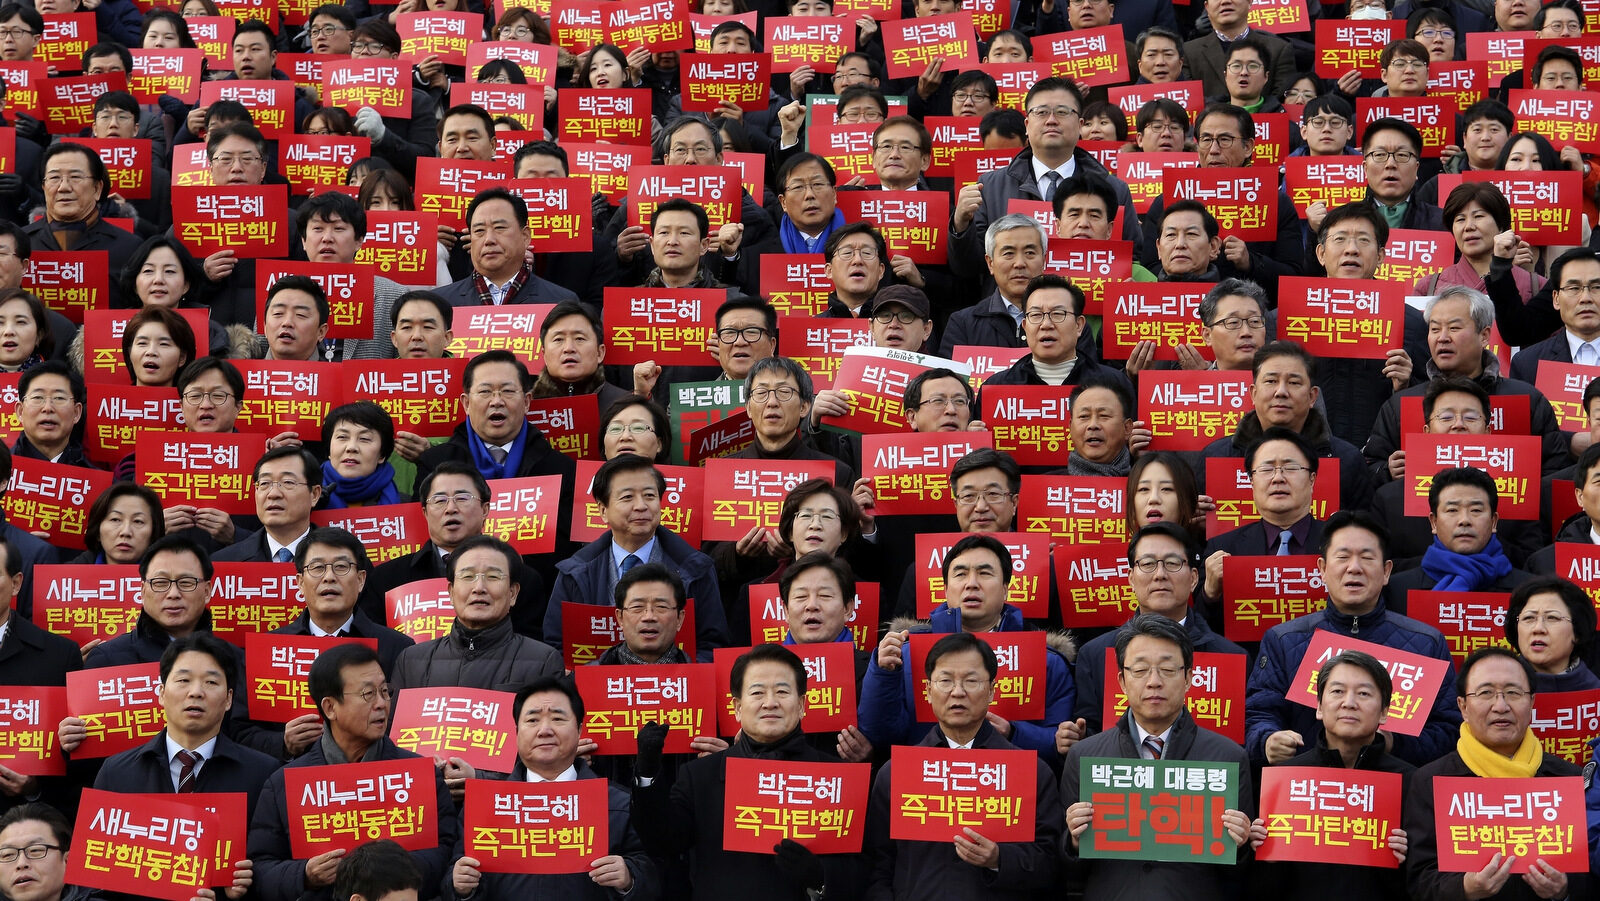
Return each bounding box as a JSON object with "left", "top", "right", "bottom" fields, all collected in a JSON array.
[{"left": 1456, "top": 722, "right": 1543, "bottom": 778}]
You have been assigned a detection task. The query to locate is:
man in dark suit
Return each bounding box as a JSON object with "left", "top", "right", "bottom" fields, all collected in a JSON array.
[
  {"left": 361, "top": 463, "right": 547, "bottom": 640},
  {"left": 249, "top": 643, "right": 457, "bottom": 901},
  {"left": 543, "top": 455, "right": 728, "bottom": 662},
  {"left": 214, "top": 447, "right": 323, "bottom": 565},
  {"left": 0, "top": 539, "right": 80, "bottom": 819},
  {"left": 433, "top": 188, "right": 577, "bottom": 309},
  {"left": 1507, "top": 247, "right": 1600, "bottom": 384},
  {"left": 92, "top": 634, "right": 279, "bottom": 825},
  {"left": 1182, "top": 0, "right": 1297, "bottom": 99},
  {"left": 1199, "top": 428, "right": 1326, "bottom": 626}
]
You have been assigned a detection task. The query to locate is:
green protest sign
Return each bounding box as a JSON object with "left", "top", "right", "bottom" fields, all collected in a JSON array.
[
  {"left": 1078, "top": 757, "right": 1239, "bottom": 864},
  {"left": 667, "top": 379, "right": 745, "bottom": 465}
]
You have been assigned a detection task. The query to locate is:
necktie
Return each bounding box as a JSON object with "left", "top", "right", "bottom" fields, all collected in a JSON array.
[
  {"left": 334, "top": 630, "right": 349, "bottom": 638},
  {"left": 1579, "top": 343, "right": 1598, "bottom": 367},
  {"left": 620, "top": 553, "right": 642, "bottom": 576},
  {"left": 1142, "top": 736, "right": 1164, "bottom": 760},
  {"left": 176, "top": 749, "right": 202, "bottom": 792},
  {"left": 273, "top": 547, "right": 293, "bottom": 564},
  {"left": 489, "top": 446, "right": 509, "bottom": 464},
  {"left": 1041, "top": 171, "right": 1062, "bottom": 202},
  {"left": 1275, "top": 529, "right": 1292, "bottom": 556}
]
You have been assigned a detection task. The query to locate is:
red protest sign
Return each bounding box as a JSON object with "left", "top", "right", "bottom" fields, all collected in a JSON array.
[
  {"left": 446, "top": 305, "right": 552, "bottom": 368},
  {"left": 35, "top": 14, "right": 96, "bottom": 75},
  {"left": 1108, "top": 81, "right": 1203, "bottom": 130},
  {"left": 1429, "top": 61, "right": 1488, "bottom": 113},
  {"left": 822, "top": 346, "right": 964, "bottom": 435},
  {"left": 1356, "top": 97, "right": 1452, "bottom": 156},
  {"left": 0, "top": 127, "right": 14, "bottom": 174},
  {"left": 275, "top": 53, "right": 324, "bottom": 93},
  {"left": 723, "top": 757, "right": 870, "bottom": 853},
  {"left": 1102, "top": 648, "right": 1247, "bottom": 742},
  {"left": 558, "top": 90, "right": 652, "bottom": 146},
  {"left": 172, "top": 184, "right": 290, "bottom": 260},
  {"left": 199, "top": 80, "right": 292, "bottom": 138},
  {"left": 322, "top": 59, "right": 410, "bottom": 116},
  {"left": 136, "top": 432, "right": 264, "bottom": 516},
  {"left": 65, "top": 663, "right": 164, "bottom": 758},
  {"left": 171, "top": 144, "right": 213, "bottom": 188},
  {"left": 880, "top": 13, "right": 979, "bottom": 79},
  {"left": 467, "top": 41, "right": 558, "bottom": 87},
  {"left": 1276, "top": 277, "right": 1406, "bottom": 360},
  {"left": 702, "top": 458, "right": 835, "bottom": 542},
  {"left": 1035, "top": 25, "right": 1128, "bottom": 86},
  {"left": 954, "top": 346, "right": 1027, "bottom": 389},
  {"left": 387, "top": 579, "right": 454, "bottom": 643},
  {"left": 834, "top": 0, "right": 897, "bottom": 18},
  {"left": 1408, "top": 591, "right": 1513, "bottom": 666},
  {"left": 745, "top": 583, "right": 879, "bottom": 651},
  {"left": 3, "top": 457, "right": 110, "bottom": 550},
  {"left": 1510, "top": 88, "right": 1600, "bottom": 154},
  {"left": 600, "top": 287, "right": 719, "bottom": 367},
  {"left": 1463, "top": 170, "right": 1583, "bottom": 245},
  {"left": 687, "top": 410, "right": 754, "bottom": 464},
  {"left": 1376, "top": 229, "right": 1450, "bottom": 285},
  {"left": 681, "top": 53, "right": 769, "bottom": 112},
  {"left": 981, "top": 385, "right": 1072, "bottom": 467},
  {"left": 1396, "top": 393, "right": 1529, "bottom": 438},
  {"left": 1432, "top": 776, "right": 1588, "bottom": 872},
  {"left": 1531, "top": 689, "right": 1600, "bottom": 765},
  {"left": 976, "top": 62, "right": 1050, "bottom": 111},
  {"left": 1247, "top": 0, "right": 1309, "bottom": 33},
  {"left": 464, "top": 777, "right": 610, "bottom": 872},
  {"left": 626, "top": 165, "right": 740, "bottom": 231},
  {"left": 312, "top": 503, "right": 430, "bottom": 567},
  {"left": 1162, "top": 166, "right": 1279, "bottom": 242},
  {"left": 415, "top": 157, "right": 514, "bottom": 231},
  {"left": 286, "top": 758, "right": 440, "bottom": 857},
  {"left": 0, "top": 686, "right": 67, "bottom": 776},
  {"left": 451, "top": 82, "right": 545, "bottom": 131},
  {"left": 215, "top": 0, "right": 276, "bottom": 28},
  {"left": 1536, "top": 360, "right": 1596, "bottom": 432},
  {"left": 23, "top": 250, "right": 110, "bottom": 324},
  {"left": 1018, "top": 475, "right": 1126, "bottom": 545},
  {"left": 861, "top": 432, "right": 993, "bottom": 517},
  {"left": 355, "top": 210, "right": 437, "bottom": 284},
  {"left": 33, "top": 564, "right": 141, "bottom": 646},
  {"left": 506, "top": 178, "right": 593, "bottom": 253},
  {"left": 256, "top": 260, "right": 373, "bottom": 339},
  {"left": 907, "top": 631, "right": 1047, "bottom": 721},
  {"left": 954, "top": 147, "right": 1020, "bottom": 191},
  {"left": 572, "top": 459, "right": 704, "bottom": 545},
  {"left": 724, "top": 151, "right": 765, "bottom": 208},
  {"left": 561, "top": 602, "right": 625, "bottom": 669},
  {"left": 208, "top": 562, "right": 305, "bottom": 641},
  {"left": 1055, "top": 544, "right": 1135, "bottom": 628},
  {"left": 605, "top": 0, "right": 691, "bottom": 53},
  {"left": 1314, "top": 20, "right": 1404, "bottom": 79},
  {"left": 1256, "top": 767, "right": 1403, "bottom": 867},
  {"left": 809, "top": 120, "right": 879, "bottom": 185},
  {"left": 245, "top": 633, "right": 377, "bottom": 723},
  {"left": 564, "top": 142, "right": 648, "bottom": 203},
  {"left": 927, "top": 116, "right": 982, "bottom": 179},
  {"left": 574, "top": 664, "right": 719, "bottom": 754},
  {"left": 231, "top": 360, "right": 338, "bottom": 440},
  {"left": 766, "top": 16, "right": 854, "bottom": 72},
  {"left": 1205, "top": 456, "right": 1340, "bottom": 538},
  {"left": 1402, "top": 434, "right": 1542, "bottom": 520},
  {"left": 712, "top": 641, "right": 859, "bottom": 735},
  {"left": 779, "top": 316, "right": 872, "bottom": 390},
  {"left": 397, "top": 11, "right": 475, "bottom": 64},
  {"left": 185, "top": 17, "right": 233, "bottom": 71},
  {"left": 482, "top": 475, "right": 563, "bottom": 555},
  {"left": 83, "top": 384, "right": 182, "bottom": 467},
  {"left": 1102, "top": 282, "right": 1210, "bottom": 362},
  {"left": 1221, "top": 555, "right": 1328, "bottom": 643},
  {"left": 391, "top": 687, "right": 517, "bottom": 773},
  {"left": 888, "top": 745, "right": 1037, "bottom": 842},
  {"left": 1285, "top": 155, "right": 1367, "bottom": 218},
  {"left": 68, "top": 790, "right": 246, "bottom": 901},
  {"left": 527, "top": 394, "right": 600, "bottom": 461},
  {"left": 77, "top": 138, "right": 150, "bottom": 199},
  {"left": 1288, "top": 631, "right": 1447, "bottom": 737},
  {"left": 837, "top": 191, "right": 949, "bottom": 264},
  {"left": 914, "top": 531, "right": 1051, "bottom": 619},
  {"left": 1041, "top": 239, "right": 1132, "bottom": 318},
  {"left": 550, "top": 0, "right": 605, "bottom": 53},
  {"left": 1140, "top": 370, "right": 1252, "bottom": 452}
]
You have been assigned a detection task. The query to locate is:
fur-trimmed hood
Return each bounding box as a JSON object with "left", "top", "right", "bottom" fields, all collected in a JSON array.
[{"left": 890, "top": 609, "right": 1077, "bottom": 665}]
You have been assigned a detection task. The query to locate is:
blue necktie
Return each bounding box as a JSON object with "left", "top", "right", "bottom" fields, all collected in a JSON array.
[
  {"left": 1275, "top": 530, "right": 1292, "bottom": 556},
  {"left": 620, "top": 554, "right": 641, "bottom": 576},
  {"left": 273, "top": 547, "right": 293, "bottom": 564}
]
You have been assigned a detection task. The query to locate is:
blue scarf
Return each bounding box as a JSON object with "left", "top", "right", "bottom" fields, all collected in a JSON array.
[
  {"left": 779, "top": 208, "right": 846, "bottom": 254},
  {"left": 1421, "top": 535, "right": 1512, "bottom": 592},
  {"left": 466, "top": 422, "right": 529, "bottom": 481},
  {"left": 320, "top": 460, "right": 402, "bottom": 509}
]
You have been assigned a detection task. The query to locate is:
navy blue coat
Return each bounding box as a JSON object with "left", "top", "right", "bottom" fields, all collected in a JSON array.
[{"left": 94, "top": 731, "right": 280, "bottom": 823}]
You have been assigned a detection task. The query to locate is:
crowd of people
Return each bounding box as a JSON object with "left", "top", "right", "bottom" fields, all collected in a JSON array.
[{"left": 0, "top": 0, "right": 1599, "bottom": 899}]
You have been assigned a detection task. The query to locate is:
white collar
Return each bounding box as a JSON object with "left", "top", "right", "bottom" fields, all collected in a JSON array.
[
  {"left": 165, "top": 732, "right": 219, "bottom": 764},
  {"left": 1565, "top": 330, "right": 1600, "bottom": 361},
  {"left": 309, "top": 615, "right": 355, "bottom": 638},
  {"left": 267, "top": 529, "right": 310, "bottom": 561},
  {"left": 1030, "top": 156, "right": 1076, "bottom": 187},
  {"left": 525, "top": 764, "right": 578, "bottom": 783}
]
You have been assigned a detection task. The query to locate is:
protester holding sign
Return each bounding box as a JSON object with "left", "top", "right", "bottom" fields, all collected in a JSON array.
[
  {"left": 1502, "top": 576, "right": 1600, "bottom": 692},
  {"left": 1383, "top": 467, "right": 1534, "bottom": 609}
]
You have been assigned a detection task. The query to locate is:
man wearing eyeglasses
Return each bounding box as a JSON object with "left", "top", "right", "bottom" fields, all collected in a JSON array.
[
  {"left": 816, "top": 222, "right": 888, "bottom": 318},
  {"left": 362, "top": 463, "right": 549, "bottom": 640},
  {"left": 169, "top": 122, "right": 272, "bottom": 328},
  {"left": 979, "top": 275, "right": 1132, "bottom": 398},
  {"left": 22, "top": 142, "right": 141, "bottom": 308},
  {"left": 1062, "top": 522, "right": 1246, "bottom": 750},
  {"left": 1319, "top": 118, "right": 1443, "bottom": 236},
  {"left": 1183, "top": 0, "right": 1296, "bottom": 100},
  {"left": 730, "top": 357, "right": 854, "bottom": 486},
  {"left": 390, "top": 535, "right": 561, "bottom": 699},
  {"left": 633, "top": 296, "right": 778, "bottom": 409},
  {"left": 214, "top": 447, "right": 324, "bottom": 564},
  {"left": 861, "top": 534, "right": 1075, "bottom": 760},
  {"left": 1403, "top": 647, "right": 1589, "bottom": 901},
  {"left": 0, "top": 804, "right": 122, "bottom": 901},
  {"left": 1063, "top": 616, "right": 1253, "bottom": 898},
  {"left": 543, "top": 455, "right": 727, "bottom": 662},
  {"left": 90, "top": 634, "right": 278, "bottom": 829},
  {"left": 1246, "top": 511, "right": 1462, "bottom": 768},
  {"left": 306, "top": 7, "right": 438, "bottom": 183},
  {"left": 1200, "top": 429, "right": 1325, "bottom": 603},
  {"left": 251, "top": 643, "right": 458, "bottom": 901},
  {"left": 11, "top": 362, "right": 89, "bottom": 470}
]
